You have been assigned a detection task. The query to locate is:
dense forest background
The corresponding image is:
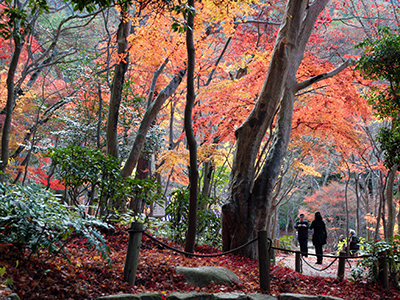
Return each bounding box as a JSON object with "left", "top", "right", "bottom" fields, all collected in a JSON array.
[{"left": 1, "top": 0, "right": 400, "bottom": 257}]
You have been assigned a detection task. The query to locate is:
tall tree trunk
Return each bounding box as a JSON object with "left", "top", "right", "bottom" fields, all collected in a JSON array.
[
  {"left": 130, "top": 60, "right": 168, "bottom": 211},
  {"left": 222, "top": 0, "right": 333, "bottom": 257},
  {"left": 184, "top": 0, "right": 198, "bottom": 254},
  {"left": 355, "top": 174, "right": 361, "bottom": 236},
  {"left": 201, "top": 160, "right": 213, "bottom": 199},
  {"left": 375, "top": 173, "right": 385, "bottom": 240},
  {"left": 386, "top": 163, "right": 398, "bottom": 238},
  {"left": 120, "top": 68, "right": 186, "bottom": 178},
  {"left": 0, "top": 21, "right": 24, "bottom": 183},
  {"left": 97, "top": 82, "right": 103, "bottom": 149},
  {"left": 106, "top": 7, "right": 131, "bottom": 159}
]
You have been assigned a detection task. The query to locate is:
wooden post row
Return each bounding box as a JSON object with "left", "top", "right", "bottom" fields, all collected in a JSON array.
[
  {"left": 337, "top": 251, "right": 346, "bottom": 281},
  {"left": 124, "top": 222, "right": 143, "bottom": 285},
  {"left": 258, "top": 230, "right": 270, "bottom": 292},
  {"left": 295, "top": 252, "right": 301, "bottom": 273}
]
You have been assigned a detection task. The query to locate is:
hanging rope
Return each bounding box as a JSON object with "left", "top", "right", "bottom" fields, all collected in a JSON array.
[
  {"left": 301, "top": 255, "right": 338, "bottom": 272},
  {"left": 270, "top": 246, "right": 371, "bottom": 260},
  {"left": 133, "top": 229, "right": 258, "bottom": 258}
]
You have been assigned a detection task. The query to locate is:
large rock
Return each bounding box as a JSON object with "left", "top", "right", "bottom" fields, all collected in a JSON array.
[
  {"left": 0, "top": 293, "right": 20, "bottom": 300},
  {"left": 214, "top": 292, "right": 247, "bottom": 300},
  {"left": 96, "top": 293, "right": 162, "bottom": 300},
  {"left": 167, "top": 292, "right": 215, "bottom": 300},
  {"left": 176, "top": 266, "right": 242, "bottom": 287},
  {"left": 96, "top": 294, "right": 140, "bottom": 300},
  {"left": 278, "top": 294, "right": 344, "bottom": 300},
  {"left": 247, "top": 293, "right": 277, "bottom": 300},
  {"left": 140, "top": 293, "right": 164, "bottom": 300}
]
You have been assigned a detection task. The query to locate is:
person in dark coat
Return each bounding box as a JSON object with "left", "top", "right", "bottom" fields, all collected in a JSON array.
[
  {"left": 347, "top": 229, "right": 360, "bottom": 256},
  {"left": 294, "top": 213, "right": 309, "bottom": 257},
  {"left": 310, "top": 211, "right": 327, "bottom": 264}
]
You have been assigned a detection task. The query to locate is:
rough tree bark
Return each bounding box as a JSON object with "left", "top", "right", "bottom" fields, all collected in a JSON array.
[
  {"left": 0, "top": 17, "right": 24, "bottom": 183},
  {"left": 222, "top": 0, "right": 351, "bottom": 258},
  {"left": 106, "top": 7, "right": 131, "bottom": 159}
]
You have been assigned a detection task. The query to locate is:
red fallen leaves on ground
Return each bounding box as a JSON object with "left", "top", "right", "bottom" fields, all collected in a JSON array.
[{"left": 0, "top": 225, "right": 399, "bottom": 300}]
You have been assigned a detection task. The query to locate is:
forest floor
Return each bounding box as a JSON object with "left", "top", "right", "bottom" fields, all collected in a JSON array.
[{"left": 0, "top": 225, "right": 399, "bottom": 300}]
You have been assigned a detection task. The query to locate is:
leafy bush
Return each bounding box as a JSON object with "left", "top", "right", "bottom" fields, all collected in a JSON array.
[
  {"left": 165, "top": 187, "right": 221, "bottom": 248},
  {"left": 49, "top": 146, "right": 165, "bottom": 218},
  {"left": 0, "top": 183, "right": 112, "bottom": 264},
  {"left": 49, "top": 145, "right": 122, "bottom": 211},
  {"left": 351, "top": 236, "right": 400, "bottom": 284},
  {"left": 279, "top": 235, "right": 295, "bottom": 250}
]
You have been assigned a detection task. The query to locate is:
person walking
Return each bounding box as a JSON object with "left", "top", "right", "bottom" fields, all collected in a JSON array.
[
  {"left": 294, "top": 213, "right": 309, "bottom": 257},
  {"left": 310, "top": 211, "right": 327, "bottom": 264}
]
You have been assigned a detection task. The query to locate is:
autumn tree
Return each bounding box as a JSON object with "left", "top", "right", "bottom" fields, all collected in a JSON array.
[
  {"left": 356, "top": 27, "right": 400, "bottom": 239},
  {"left": 0, "top": 0, "right": 113, "bottom": 183},
  {"left": 219, "top": 0, "right": 357, "bottom": 258}
]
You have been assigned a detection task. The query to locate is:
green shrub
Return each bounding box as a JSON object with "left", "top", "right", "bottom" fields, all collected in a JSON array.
[
  {"left": 49, "top": 146, "right": 165, "bottom": 217},
  {"left": 351, "top": 236, "right": 400, "bottom": 284},
  {"left": 279, "top": 235, "right": 295, "bottom": 250},
  {"left": 165, "top": 187, "right": 221, "bottom": 248},
  {"left": 0, "top": 183, "right": 112, "bottom": 264}
]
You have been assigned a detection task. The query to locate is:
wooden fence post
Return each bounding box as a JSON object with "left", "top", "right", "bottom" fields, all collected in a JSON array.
[
  {"left": 337, "top": 251, "right": 346, "bottom": 281},
  {"left": 124, "top": 222, "right": 143, "bottom": 285},
  {"left": 270, "top": 239, "right": 278, "bottom": 265},
  {"left": 378, "top": 250, "right": 389, "bottom": 289},
  {"left": 258, "top": 230, "right": 270, "bottom": 292},
  {"left": 295, "top": 251, "right": 301, "bottom": 273}
]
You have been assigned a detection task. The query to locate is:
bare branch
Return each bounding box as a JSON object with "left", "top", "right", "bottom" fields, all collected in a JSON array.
[{"left": 294, "top": 59, "right": 351, "bottom": 92}]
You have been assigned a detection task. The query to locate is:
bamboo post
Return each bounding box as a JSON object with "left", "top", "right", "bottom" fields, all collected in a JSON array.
[
  {"left": 378, "top": 250, "right": 389, "bottom": 289},
  {"left": 337, "top": 251, "right": 346, "bottom": 281},
  {"left": 258, "top": 230, "right": 270, "bottom": 292},
  {"left": 295, "top": 251, "right": 301, "bottom": 273},
  {"left": 124, "top": 222, "right": 143, "bottom": 285}
]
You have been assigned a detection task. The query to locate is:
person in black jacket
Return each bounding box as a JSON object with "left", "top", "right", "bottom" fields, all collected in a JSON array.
[
  {"left": 347, "top": 229, "right": 360, "bottom": 256},
  {"left": 294, "top": 213, "right": 309, "bottom": 257},
  {"left": 310, "top": 211, "right": 327, "bottom": 264}
]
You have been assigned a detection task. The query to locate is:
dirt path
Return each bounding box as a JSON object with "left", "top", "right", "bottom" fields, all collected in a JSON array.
[{"left": 275, "top": 249, "right": 356, "bottom": 279}]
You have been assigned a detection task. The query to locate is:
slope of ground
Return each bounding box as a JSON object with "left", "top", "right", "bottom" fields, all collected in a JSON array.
[{"left": 0, "top": 225, "right": 399, "bottom": 300}]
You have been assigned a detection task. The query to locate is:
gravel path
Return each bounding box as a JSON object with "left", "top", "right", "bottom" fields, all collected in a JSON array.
[{"left": 275, "top": 249, "right": 357, "bottom": 279}]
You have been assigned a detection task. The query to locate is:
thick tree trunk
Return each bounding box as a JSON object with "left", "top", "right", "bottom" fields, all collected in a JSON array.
[
  {"left": 184, "top": 0, "right": 198, "bottom": 253},
  {"left": 106, "top": 8, "right": 131, "bottom": 159},
  {"left": 222, "top": 0, "right": 330, "bottom": 257}
]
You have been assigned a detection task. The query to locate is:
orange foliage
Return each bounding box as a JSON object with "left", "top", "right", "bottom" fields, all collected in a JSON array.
[{"left": 303, "top": 181, "right": 356, "bottom": 233}]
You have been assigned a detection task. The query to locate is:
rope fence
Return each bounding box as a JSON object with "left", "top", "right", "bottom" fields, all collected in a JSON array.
[
  {"left": 123, "top": 223, "right": 391, "bottom": 292},
  {"left": 142, "top": 230, "right": 259, "bottom": 258}
]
